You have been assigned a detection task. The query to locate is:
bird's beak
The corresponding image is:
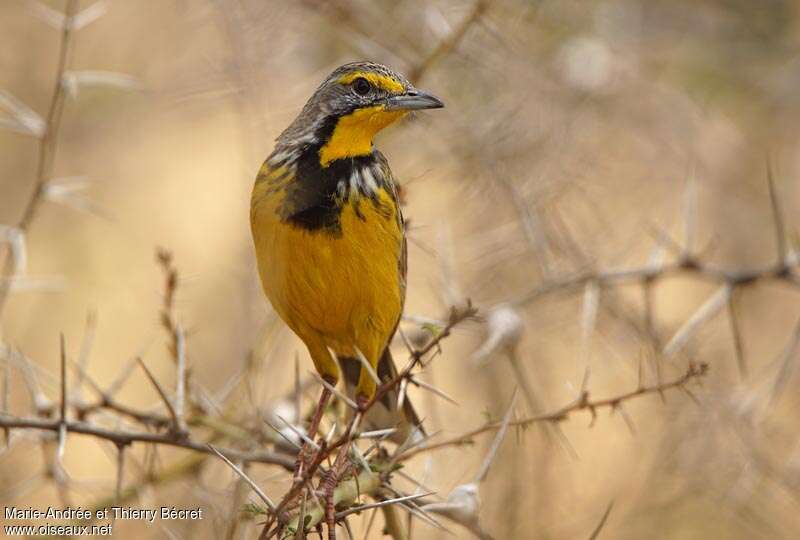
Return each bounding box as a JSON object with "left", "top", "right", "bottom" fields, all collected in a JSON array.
[{"left": 385, "top": 89, "right": 444, "bottom": 111}]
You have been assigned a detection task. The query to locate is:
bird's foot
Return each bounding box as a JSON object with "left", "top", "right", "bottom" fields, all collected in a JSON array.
[
  {"left": 356, "top": 393, "right": 369, "bottom": 413},
  {"left": 323, "top": 467, "right": 338, "bottom": 540}
]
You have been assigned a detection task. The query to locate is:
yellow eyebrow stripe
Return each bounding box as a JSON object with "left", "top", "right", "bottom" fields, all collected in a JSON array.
[{"left": 337, "top": 71, "right": 405, "bottom": 94}]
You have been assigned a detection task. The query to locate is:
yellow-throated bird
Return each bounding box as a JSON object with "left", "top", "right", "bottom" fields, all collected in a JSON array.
[{"left": 250, "top": 62, "right": 443, "bottom": 446}]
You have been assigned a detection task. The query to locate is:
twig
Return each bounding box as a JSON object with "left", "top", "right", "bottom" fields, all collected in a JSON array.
[
  {"left": 402, "top": 362, "right": 708, "bottom": 460},
  {"left": 408, "top": 0, "right": 488, "bottom": 83},
  {"left": 70, "top": 362, "right": 171, "bottom": 427},
  {"left": 515, "top": 255, "right": 798, "bottom": 310},
  {"left": 0, "top": 0, "right": 80, "bottom": 318},
  {"left": 0, "top": 415, "right": 294, "bottom": 468}
]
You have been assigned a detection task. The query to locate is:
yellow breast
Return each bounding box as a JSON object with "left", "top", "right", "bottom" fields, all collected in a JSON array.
[{"left": 250, "top": 170, "right": 404, "bottom": 360}]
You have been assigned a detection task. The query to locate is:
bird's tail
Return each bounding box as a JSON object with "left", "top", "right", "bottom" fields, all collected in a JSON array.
[{"left": 339, "top": 347, "right": 424, "bottom": 445}]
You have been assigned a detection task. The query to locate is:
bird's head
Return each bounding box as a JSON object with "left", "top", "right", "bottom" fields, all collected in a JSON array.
[{"left": 275, "top": 62, "right": 444, "bottom": 167}]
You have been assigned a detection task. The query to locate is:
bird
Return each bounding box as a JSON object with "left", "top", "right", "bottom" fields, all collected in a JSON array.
[{"left": 250, "top": 62, "right": 443, "bottom": 457}]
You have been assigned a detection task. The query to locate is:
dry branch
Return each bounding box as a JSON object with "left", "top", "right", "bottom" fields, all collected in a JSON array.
[
  {"left": 0, "top": 414, "right": 294, "bottom": 468},
  {"left": 401, "top": 361, "right": 709, "bottom": 460},
  {"left": 408, "top": 0, "right": 488, "bottom": 83},
  {"left": 0, "top": 0, "right": 80, "bottom": 317}
]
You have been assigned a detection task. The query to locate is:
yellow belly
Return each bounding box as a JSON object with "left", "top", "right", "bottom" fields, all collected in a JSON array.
[{"left": 250, "top": 176, "right": 403, "bottom": 379}]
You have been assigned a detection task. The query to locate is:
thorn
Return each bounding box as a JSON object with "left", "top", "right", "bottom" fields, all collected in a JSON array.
[
  {"left": 59, "top": 334, "right": 67, "bottom": 420},
  {"left": 641, "top": 279, "right": 663, "bottom": 394},
  {"left": 208, "top": 444, "right": 276, "bottom": 512},
  {"left": 361, "top": 508, "right": 379, "bottom": 540},
  {"left": 0, "top": 90, "right": 45, "bottom": 137},
  {"left": 325, "top": 422, "right": 338, "bottom": 444},
  {"left": 678, "top": 385, "right": 701, "bottom": 407},
  {"left": 682, "top": 165, "right": 698, "bottom": 256},
  {"left": 766, "top": 157, "right": 787, "bottom": 266},
  {"left": 396, "top": 468, "right": 438, "bottom": 497},
  {"left": 580, "top": 280, "right": 600, "bottom": 368},
  {"left": 112, "top": 444, "right": 125, "bottom": 528},
  {"left": 342, "top": 517, "right": 355, "bottom": 540},
  {"left": 580, "top": 366, "right": 591, "bottom": 395},
  {"left": 310, "top": 371, "right": 357, "bottom": 411},
  {"left": 174, "top": 324, "right": 187, "bottom": 433},
  {"left": 136, "top": 357, "right": 182, "bottom": 435},
  {"left": 615, "top": 402, "right": 636, "bottom": 435},
  {"left": 1, "top": 349, "right": 9, "bottom": 446},
  {"left": 409, "top": 377, "right": 458, "bottom": 406},
  {"left": 636, "top": 352, "right": 644, "bottom": 390},
  {"left": 72, "top": 309, "right": 97, "bottom": 403},
  {"left": 398, "top": 327, "right": 414, "bottom": 356},
  {"left": 725, "top": 284, "right": 748, "bottom": 380},
  {"left": 353, "top": 347, "right": 379, "bottom": 386},
  {"left": 396, "top": 377, "right": 408, "bottom": 413},
  {"left": 348, "top": 444, "right": 371, "bottom": 474},
  {"left": 662, "top": 285, "right": 728, "bottom": 358},
  {"left": 393, "top": 494, "right": 448, "bottom": 532},
  {"left": 61, "top": 70, "right": 142, "bottom": 99},
  {"left": 277, "top": 415, "right": 319, "bottom": 450},
  {"left": 57, "top": 333, "right": 67, "bottom": 460},
  {"left": 10, "top": 348, "right": 52, "bottom": 415},
  {"left": 358, "top": 428, "right": 398, "bottom": 440},
  {"left": 294, "top": 352, "right": 301, "bottom": 425},
  {"left": 263, "top": 420, "right": 302, "bottom": 450},
  {"left": 106, "top": 356, "right": 138, "bottom": 397},
  {"left": 587, "top": 500, "right": 615, "bottom": 540},
  {"left": 335, "top": 492, "right": 435, "bottom": 520},
  {"left": 474, "top": 389, "right": 517, "bottom": 483},
  {"left": 769, "top": 318, "right": 800, "bottom": 406},
  {"left": 645, "top": 223, "right": 684, "bottom": 257}
]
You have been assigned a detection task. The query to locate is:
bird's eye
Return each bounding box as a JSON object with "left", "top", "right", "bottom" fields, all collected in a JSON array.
[{"left": 352, "top": 77, "right": 371, "bottom": 96}]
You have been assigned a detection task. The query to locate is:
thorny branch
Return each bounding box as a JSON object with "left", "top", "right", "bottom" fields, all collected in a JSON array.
[
  {"left": 0, "top": 0, "right": 80, "bottom": 319},
  {"left": 516, "top": 252, "right": 799, "bottom": 308},
  {"left": 400, "top": 361, "right": 709, "bottom": 461},
  {"left": 510, "top": 174, "right": 799, "bottom": 383},
  {"left": 0, "top": 414, "right": 294, "bottom": 468}
]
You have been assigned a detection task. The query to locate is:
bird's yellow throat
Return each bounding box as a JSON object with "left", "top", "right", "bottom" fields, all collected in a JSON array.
[{"left": 318, "top": 105, "right": 407, "bottom": 167}]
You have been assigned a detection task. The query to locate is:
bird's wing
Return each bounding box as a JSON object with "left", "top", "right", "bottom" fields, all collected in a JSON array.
[{"left": 377, "top": 153, "right": 425, "bottom": 438}]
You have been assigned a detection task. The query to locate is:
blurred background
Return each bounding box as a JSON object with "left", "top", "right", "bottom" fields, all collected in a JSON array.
[{"left": 2, "top": 0, "right": 800, "bottom": 538}]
